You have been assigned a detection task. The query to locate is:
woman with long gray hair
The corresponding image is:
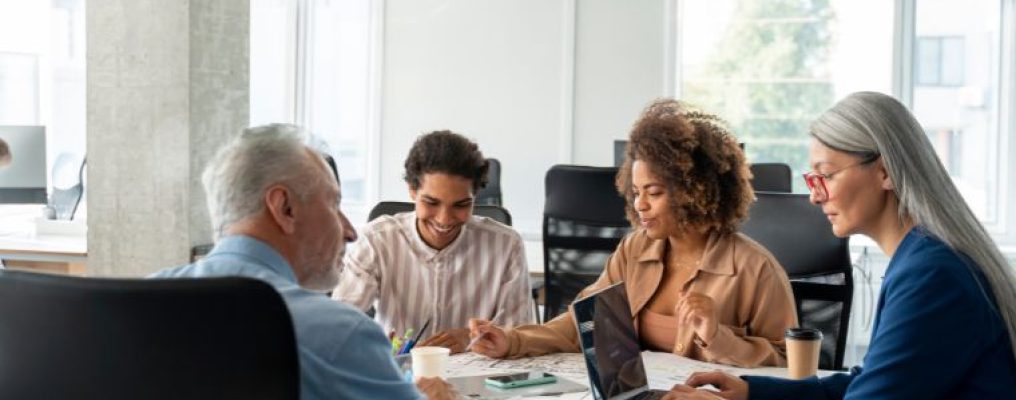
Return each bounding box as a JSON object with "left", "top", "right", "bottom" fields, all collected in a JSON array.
[{"left": 661, "top": 92, "right": 1016, "bottom": 400}]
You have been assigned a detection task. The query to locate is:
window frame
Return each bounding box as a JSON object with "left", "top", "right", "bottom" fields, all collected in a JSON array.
[
  {"left": 914, "top": 36, "right": 966, "bottom": 87},
  {"left": 253, "top": 0, "right": 384, "bottom": 223}
]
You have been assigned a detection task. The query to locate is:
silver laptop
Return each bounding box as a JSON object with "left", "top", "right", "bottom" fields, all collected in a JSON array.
[{"left": 572, "top": 282, "right": 667, "bottom": 400}]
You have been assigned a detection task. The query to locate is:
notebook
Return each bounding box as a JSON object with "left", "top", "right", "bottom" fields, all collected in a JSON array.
[{"left": 572, "top": 282, "right": 668, "bottom": 400}]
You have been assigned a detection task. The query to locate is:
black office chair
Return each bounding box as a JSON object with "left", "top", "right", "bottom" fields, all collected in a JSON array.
[
  {"left": 0, "top": 270, "right": 300, "bottom": 399},
  {"left": 543, "top": 165, "right": 631, "bottom": 322},
  {"left": 475, "top": 158, "right": 503, "bottom": 206},
  {"left": 740, "top": 192, "right": 853, "bottom": 370},
  {"left": 367, "top": 201, "right": 512, "bottom": 226},
  {"left": 749, "top": 163, "right": 793, "bottom": 193}
]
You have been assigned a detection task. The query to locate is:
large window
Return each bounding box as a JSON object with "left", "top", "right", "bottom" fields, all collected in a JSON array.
[
  {"left": 251, "top": 0, "right": 378, "bottom": 213},
  {"left": 678, "top": 0, "right": 1013, "bottom": 231},
  {"left": 912, "top": 0, "right": 1003, "bottom": 224},
  {"left": 678, "top": 0, "right": 894, "bottom": 193},
  {"left": 0, "top": 0, "right": 86, "bottom": 180}
]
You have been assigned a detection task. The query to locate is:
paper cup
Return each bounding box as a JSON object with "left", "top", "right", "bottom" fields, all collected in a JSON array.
[
  {"left": 410, "top": 346, "right": 450, "bottom": 379},
  {"left": 785, "top": 328, "right": 823, "bottom": 379}
]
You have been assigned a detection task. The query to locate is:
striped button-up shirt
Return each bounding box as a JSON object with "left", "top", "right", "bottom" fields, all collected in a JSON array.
[{"left": 333, "top": 211, "right": 533, "bottom": 339}]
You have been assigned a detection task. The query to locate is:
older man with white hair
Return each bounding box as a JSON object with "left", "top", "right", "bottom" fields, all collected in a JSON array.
[{"left": 151, "top": 124, "right": 457, "bottom": 399}]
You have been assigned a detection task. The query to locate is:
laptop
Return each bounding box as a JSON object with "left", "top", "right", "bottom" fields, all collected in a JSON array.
[{"left": 572, "top": 282, "right": 667, "bottom": 400}]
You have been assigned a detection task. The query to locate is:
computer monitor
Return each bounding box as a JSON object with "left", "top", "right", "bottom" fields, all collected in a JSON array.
[
  {"left": 614, "top": 140, "right": 627, "bottom": 167},
  {"left": 0, "top": 126, "right": 47, "bottom": 204}
]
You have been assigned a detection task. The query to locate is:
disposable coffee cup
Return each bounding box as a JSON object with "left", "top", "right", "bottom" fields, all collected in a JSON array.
[
  {"left": 785, "top": 328, "right": 822, "bottom": 379},
  {"left": 410, "top": 346, "right": 450, "bottom": 380}
]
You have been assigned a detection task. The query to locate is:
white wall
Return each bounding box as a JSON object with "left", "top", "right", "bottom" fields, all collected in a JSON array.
[
  {"left": 572, "top": 0, "right": 667, "bottom": 166},
  {"left": 380, "top": 0, "right": 667, "bottom": 235}
]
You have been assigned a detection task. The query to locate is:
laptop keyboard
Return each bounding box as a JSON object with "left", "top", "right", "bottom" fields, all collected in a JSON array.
[{"left": 634, "top": 390, "right": 668, "bottom": 400}]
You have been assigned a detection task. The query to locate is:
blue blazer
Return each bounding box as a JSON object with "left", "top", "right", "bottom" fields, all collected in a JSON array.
[{"left": 745, "top": 227, "right": 1016, "bottom": 399}]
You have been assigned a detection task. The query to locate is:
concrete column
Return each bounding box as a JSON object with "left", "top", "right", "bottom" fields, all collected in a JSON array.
[{"left": 86, "top": 0, "right": 248, "bottom": 276}]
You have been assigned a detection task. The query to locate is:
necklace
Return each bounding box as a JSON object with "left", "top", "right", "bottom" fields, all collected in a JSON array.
[{"left": 667, "top": 251, "right": 702, "bottom": 269}]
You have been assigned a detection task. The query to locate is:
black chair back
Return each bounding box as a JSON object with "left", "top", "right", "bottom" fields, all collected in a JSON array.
[
  {"left": 475, "top": 158, "right": 503, "bottom": 206},
  {"left": 749, "top": 163, "right": 792, "bottom": 193},
  {"left": 368, "top": 200, "right": 512, "bottom": 226},
  {"left": 740, "top": 192, "right": 852, "bottom": 370},
  {"left": 0, "top": 270, "right": 300, "bottom": 399},
  {"left": 543, "top": 165, "right": 630, "bottom": 321}
]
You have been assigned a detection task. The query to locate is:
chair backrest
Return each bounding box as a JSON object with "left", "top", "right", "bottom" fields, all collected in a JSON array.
[
  {"left": 543, "top": 165, "right": 631, "bottom": 321},
  {"left": 740, "top": 192, "right": 853, "bottom": 370},
  {"left": 475, "top": 158, "right": 503, "bottom": 206},
  {"left": 749, "top": 163, "right": 792, "bottom": 193},
  {"left": 0, "top": 270, "right": 300, "bottom": 399},
  {"left": 367, "top": 200, "right": 512, "bottom": 226}
]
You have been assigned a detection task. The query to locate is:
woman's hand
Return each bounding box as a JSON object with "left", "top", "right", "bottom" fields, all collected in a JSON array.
[
  {"left": 415, "top": 376, "right": 459, "bottom": 400},
  {"left": 467, "top": 318, "right": 509, "bottom": 358},
  {"left": 681, "top": 371, "right": 749, "bottom": 400},
  {"left": 418, "top": 328, "right": 470, "bottom": 354},
  {"left": 675, "top": 292, "right": 719, "bottom": 343},
  {"left": 661, "top": 384, "right": 726, "bottom": 400}
]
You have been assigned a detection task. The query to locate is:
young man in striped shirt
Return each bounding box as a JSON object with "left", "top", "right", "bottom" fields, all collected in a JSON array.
[{"left": 333, "top": 130, "right": 533, "bottom": 353}]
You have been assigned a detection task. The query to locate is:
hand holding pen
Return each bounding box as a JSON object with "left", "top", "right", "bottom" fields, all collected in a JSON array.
[
  {"left": 418, "top": 327, "right": 471, "bottom": 354},
  {"left": 467, "top": 318, "right": 509, "bottom": 358}
]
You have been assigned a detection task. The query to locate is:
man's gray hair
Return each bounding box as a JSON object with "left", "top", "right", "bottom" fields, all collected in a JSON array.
[
  {"left": 202, "top": 124, "right": 329, "bottom": 239},
  {"left": 811, "top": 91, "right": 1016, "bottom": 364}
]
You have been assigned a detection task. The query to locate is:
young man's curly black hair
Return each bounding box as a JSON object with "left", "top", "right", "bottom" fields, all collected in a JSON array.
[{"left": 404, "top": 130, "right": 489, "bottom": 193}]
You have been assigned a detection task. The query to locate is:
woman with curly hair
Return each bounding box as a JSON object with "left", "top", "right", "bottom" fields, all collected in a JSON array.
[{"left": 469, "top": 99, "right": 797, "bottom": 368}]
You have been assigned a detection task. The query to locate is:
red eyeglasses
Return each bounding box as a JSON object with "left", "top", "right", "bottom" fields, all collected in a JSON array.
[{"left": 802, "top": 154, "right": 879, "bottom": 201}]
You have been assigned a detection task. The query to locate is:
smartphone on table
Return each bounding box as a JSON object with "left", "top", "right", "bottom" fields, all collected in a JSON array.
[{"left": 484, "top": 372, "right": 557, "bottom": 389}]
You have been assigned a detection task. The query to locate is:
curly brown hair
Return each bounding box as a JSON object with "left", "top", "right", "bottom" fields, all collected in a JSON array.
[
  {"left": 615, "top": 99, "right": 754, "bottom": 235},
  {"left": 404, "top": 130, "right": 489, "bottom": 193}
]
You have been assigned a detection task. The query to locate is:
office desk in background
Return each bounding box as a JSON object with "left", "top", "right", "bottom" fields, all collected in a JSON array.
[
  {"left": 0, "top": 206, "right": 86, "bottom": 274},
  {"left": 447, "top": 351, "right": 832, "bottom": 400}
]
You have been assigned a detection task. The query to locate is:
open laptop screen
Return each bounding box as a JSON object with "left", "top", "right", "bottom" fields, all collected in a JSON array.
[{"left": 573, "top": 282, "right": 651, "bottom": 400}]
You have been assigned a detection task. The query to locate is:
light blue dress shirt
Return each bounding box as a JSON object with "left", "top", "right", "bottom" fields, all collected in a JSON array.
[{"left": 151, "top": 235, "right": 423, "bottom": 400}]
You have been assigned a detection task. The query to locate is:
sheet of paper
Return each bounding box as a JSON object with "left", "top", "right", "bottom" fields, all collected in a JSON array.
[
  {"left": 447, "top": 351, "right": 835, "bottom": 398},
  {"left": 448, "top": 352, "right": 590, "bottom": 382},
  {"left": 447, "top": 353, "right": 591, "bottom": 399},
  {"left": 641, "top": 351, "right": 836, "bottom": 390}
]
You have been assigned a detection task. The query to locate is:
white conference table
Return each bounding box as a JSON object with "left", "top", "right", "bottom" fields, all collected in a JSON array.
[{"left": 445, "top": 351, "right": 833, "bottom": 400}]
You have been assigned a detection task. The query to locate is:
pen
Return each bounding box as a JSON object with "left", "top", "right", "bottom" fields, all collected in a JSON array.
[
  {"left": 410, "top": 319, "right": 432, "bottom": 345},
  {"left": 465, "top": 331, "right": 488, "bottom": 351},
  {"left": 391, "top": 337, "right": 403, "bottom": 356},
  {"left": 466, "top": 308, "right": 504, "bottom": 351},
  {"left": 402, "top": 318, "right": 432, "bottom": 354},
  {"left": 397, "top": 340, "right": 412, "bottom": 355}
]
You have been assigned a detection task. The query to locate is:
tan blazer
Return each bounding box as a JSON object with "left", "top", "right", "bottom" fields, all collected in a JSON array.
[{"left": 505, "top": 230, "right": 797, "bottom": 367}]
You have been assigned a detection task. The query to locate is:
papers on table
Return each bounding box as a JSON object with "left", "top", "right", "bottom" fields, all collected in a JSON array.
[
  {"left": 448, "top": 351, "right": 589, "bottom": 382},
  {"left": 447, "top": 351, "right": 835, "bottom": 399},
  {"left": 641, "top": 351, "right": 792, "bottom": 390}
]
